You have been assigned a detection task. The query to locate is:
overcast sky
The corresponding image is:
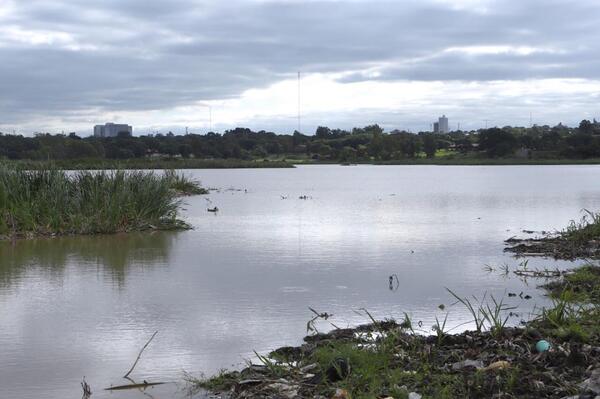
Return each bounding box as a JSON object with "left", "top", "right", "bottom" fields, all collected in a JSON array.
[{"left": 1, "top": 0, "right": 599, "bottom": 135}]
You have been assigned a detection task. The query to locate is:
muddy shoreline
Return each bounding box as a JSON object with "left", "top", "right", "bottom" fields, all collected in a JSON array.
[
  {"left": 505, "top": 234, "right": 600, "bottom": 260},
  {"left": 191, "top": 268, "right": 600, "bottom": 398},
  {"left": 190, "top": 228, "right": 600, "bottom": 398}
]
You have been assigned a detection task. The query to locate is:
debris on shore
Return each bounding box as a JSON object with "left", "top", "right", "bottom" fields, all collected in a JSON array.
[
  {"left": 190, "top": 320, "right": 600, "bottom": 398},
  {"left": 506, "top": 211, "right": 600, "bottom": 260},
  {"left": 188, "top": 213, "right": 600, "bottom": 399},
  {"left": 188, "top": 265, "right": 600, "bottom": 399},
  {"left": 505, "top": 235, "right": 600, "bottom": 260}
]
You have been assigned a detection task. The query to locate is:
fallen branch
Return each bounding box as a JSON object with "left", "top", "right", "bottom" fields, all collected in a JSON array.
[
  {"left": 124, "top": 330, "right": 158, "bottom": 378},
  {"left": 106, "top": 382, "right": 165, "bottom": 390},
  {"left": 81, "top": 376, "right": 92, "bottom": 398}
]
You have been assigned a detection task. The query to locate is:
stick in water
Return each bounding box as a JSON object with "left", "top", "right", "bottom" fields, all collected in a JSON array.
[{"left": 123, "top": 331, "right": 158, "bottom": 378}]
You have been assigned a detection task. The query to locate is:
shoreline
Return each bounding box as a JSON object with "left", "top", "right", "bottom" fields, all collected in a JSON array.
[
  {"left": 7, "top": 157, "right": 600, "bottom": 170},
  {"left": 190, "top": 233, "right": 600, "bottom": 398}
]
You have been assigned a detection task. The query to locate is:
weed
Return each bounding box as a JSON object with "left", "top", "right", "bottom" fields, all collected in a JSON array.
[{"left": 0, "top": 166, "right": 199, "bottom": 238}]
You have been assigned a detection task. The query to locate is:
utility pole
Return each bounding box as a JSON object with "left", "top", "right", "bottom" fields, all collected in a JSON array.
[
  {"left": 529, "top": 112, "right": 533, "bottom": 128},
  {"left": 483, "top": 119, "right": 490, "bottom": 129},
  {"left": 297, "top": 71, "right": 301, "bottom": 134}
]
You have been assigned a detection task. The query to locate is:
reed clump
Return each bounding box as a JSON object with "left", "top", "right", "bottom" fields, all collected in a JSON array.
[
  {"left": 0, "top": 167, "right": 203, "bottom": 239},
  {"left": 563, "top": 209, "right": 600, "bottom": 244}
]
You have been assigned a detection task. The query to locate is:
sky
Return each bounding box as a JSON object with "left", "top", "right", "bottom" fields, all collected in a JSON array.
[{"left": 0, "top": 0, "right": 599, "bottom": 136}]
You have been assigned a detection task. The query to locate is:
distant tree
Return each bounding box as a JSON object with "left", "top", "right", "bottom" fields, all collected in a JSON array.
[
  {"left": 423, "top": 134, "right": 437, "bottom": 158},
  {"left": 363, "top": 124, "right": 384, "bottom": 136},
  {"left": 315, "top": 126, "right": 331, "bottom": 139},
  {"left": 579, "top": 120, "right": 594, "bottom": 135},
  {"left": 179, "top": 144, "right": 193, "bottom": 158},
  {"left": 66, "top": 140, "right": 99, "bottom": 159},
  {"left": 478, "top": 128, "right": 518, "bottom": 157}
]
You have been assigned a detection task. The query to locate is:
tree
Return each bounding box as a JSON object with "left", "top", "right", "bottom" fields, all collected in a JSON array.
[
  {"left": 579, "top": 120, "right": 594, "bottom": 135},
  {"left": 315, "top": 126, "right": 331, "bottom": 139},
  {"left": 423, "top": 134, "right": 437, "bottom": 158},
  {"left": 478, "top": 128, "right": 518, "bottom": 157}
]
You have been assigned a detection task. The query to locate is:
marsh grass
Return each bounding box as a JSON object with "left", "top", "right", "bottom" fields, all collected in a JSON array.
[
  {"left": 15, "top": 158, "right": 295, "bottom": 170},
  {"left": 536, "top": 264, "right": 600, "bottom": 342},
  {"left": 164, "top": 169, "right": 208, "bottom": 195},
  {"left": 562, "top": 209, "right": 600, "bottom": 243},
  {"left": 0, "top": 166, "right": 200, "bottom": 238}
]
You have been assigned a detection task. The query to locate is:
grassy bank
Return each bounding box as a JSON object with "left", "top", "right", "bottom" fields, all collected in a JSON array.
[
  {"left": 11, "top": 156, "right": 600, "bottom": 170},
  {"left": 188, "top": 264, "right": 600, "bottom": 398},
  {"left": 0, "top": 167, "right": 205, "bottom": 239},
  {"left": 13, "top": 158, "right": 295, "bottom": 170},
  {"left": 371, "top": 157, "right": 600, "bottom": 165},
  {"left": 506, "top": 210, "right": 600, "bottom": 259}
]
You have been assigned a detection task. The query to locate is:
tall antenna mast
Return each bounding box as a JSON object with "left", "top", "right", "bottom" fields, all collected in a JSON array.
[
  {"left": 297, "top": 71, "right": 301, "bottom": 133},
  {"left": 529, "top": 112, "right": 533, "bottom": 127}
]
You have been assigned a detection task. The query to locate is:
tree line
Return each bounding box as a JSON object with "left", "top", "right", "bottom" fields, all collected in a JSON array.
[{"left": 1, "top": 120, "right": 600, "bottom": 161}]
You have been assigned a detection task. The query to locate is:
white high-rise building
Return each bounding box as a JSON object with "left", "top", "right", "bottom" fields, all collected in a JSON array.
[
  {"left": 438, "top": 115, "right": 449, "bottom": 134},
  {"left": 93, "top": 123, "right": 133, "bottom": 137}
]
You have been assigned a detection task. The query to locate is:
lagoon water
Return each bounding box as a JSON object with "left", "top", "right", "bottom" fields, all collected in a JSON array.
[{"left": 0, "top": 165, "right": 598, "bottom": 398}]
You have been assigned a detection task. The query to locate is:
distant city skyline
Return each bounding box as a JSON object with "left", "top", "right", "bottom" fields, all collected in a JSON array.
[{"left": 1, "top": 0, "right": 600, "bottom": 135}]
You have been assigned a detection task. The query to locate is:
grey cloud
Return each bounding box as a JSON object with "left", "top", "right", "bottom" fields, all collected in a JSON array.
[{"left": 1, "top": 0, "right": 600, "bottom": 131}]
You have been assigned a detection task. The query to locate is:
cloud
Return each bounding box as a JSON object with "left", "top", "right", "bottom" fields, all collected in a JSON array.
[{"left": 0, "top": 0, "right": 599, "bottom": 133}]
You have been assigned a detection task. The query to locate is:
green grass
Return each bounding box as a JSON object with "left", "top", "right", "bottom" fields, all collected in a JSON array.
[
  {"left": 194, "top": 265, "right": 600, "bottom": 398},
  {"left": 0, "top": 166, "right": 203, "bottom": 238},
  {"left": 562, "top": 210, "right": 600, "bottom": 244},
  {"left": 12, "top": 157, "right": 295, "bottom": 170},
  {"left": 10, "top": 154, "right": 600, "bottom": 169},
  {"left": 164, "top": 170, "right": 208, "bottom": 195}
]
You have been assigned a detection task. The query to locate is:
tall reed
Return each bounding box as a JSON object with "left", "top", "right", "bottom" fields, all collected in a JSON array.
[{"left": 0, "top": 167, "right": 194, "bottom": 237}]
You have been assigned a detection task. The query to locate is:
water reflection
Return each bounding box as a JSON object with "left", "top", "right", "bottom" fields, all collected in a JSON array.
[
  {"left": 0, "top": 231, "right": 177, "bottom": 287},
  {"left": 1, "top": 165, "right": 600, "bottom": 399}
]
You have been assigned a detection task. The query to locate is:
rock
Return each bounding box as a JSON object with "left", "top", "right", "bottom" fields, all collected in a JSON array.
[
  {"left": 267, "top": 382, "right": 299, "bottom": 399},
  {"left": 408, "top": 393, "right": 422, "bottom": 399},
  {"left": 484, "top": 360, "right": 510, "bottom": 372},
  {"left": 331, "top": 388, "right": 349, "bottom": 399},
  {"left": 271, "top": 346, "right": 302, "bottom": 360},
  {"left": 580, "top": 369, "right": 600, "bottom": 394},
  {"left": 237, "top": 379, "right": 262, "bottom": 386},
  {"left": 300, "top": 363, "right": 318, "bottom": 373},
  {"left": 326, "top": 357, "right": 350, "bottom": 382},
  {"left": 526, "top": 329, "right": 542, "bottom": 340},
  {"left": 451, "top": 359, "right": 484, "bottom": 371}
]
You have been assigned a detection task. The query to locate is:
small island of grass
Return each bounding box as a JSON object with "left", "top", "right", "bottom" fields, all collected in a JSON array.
[{"left": 0, "top": 166, "right": 206, "bottom": 240}]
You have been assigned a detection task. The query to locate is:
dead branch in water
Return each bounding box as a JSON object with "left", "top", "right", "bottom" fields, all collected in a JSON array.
[
  {"left": 513, "top": 269, "right": 564, "bottom": 278},
  {"left": 81, "top": 376, "right": 92, "bottom": 398},
  {"left": 123, "top": 330, "right": 158, "bottom": 378},
  {"left": 106, "top": 381, "right": 165, "bottom": 390}
]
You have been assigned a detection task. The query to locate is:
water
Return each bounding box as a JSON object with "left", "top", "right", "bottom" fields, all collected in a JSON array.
[{"left": 0, "top": 165, "right": 597, "bottom": 398}]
